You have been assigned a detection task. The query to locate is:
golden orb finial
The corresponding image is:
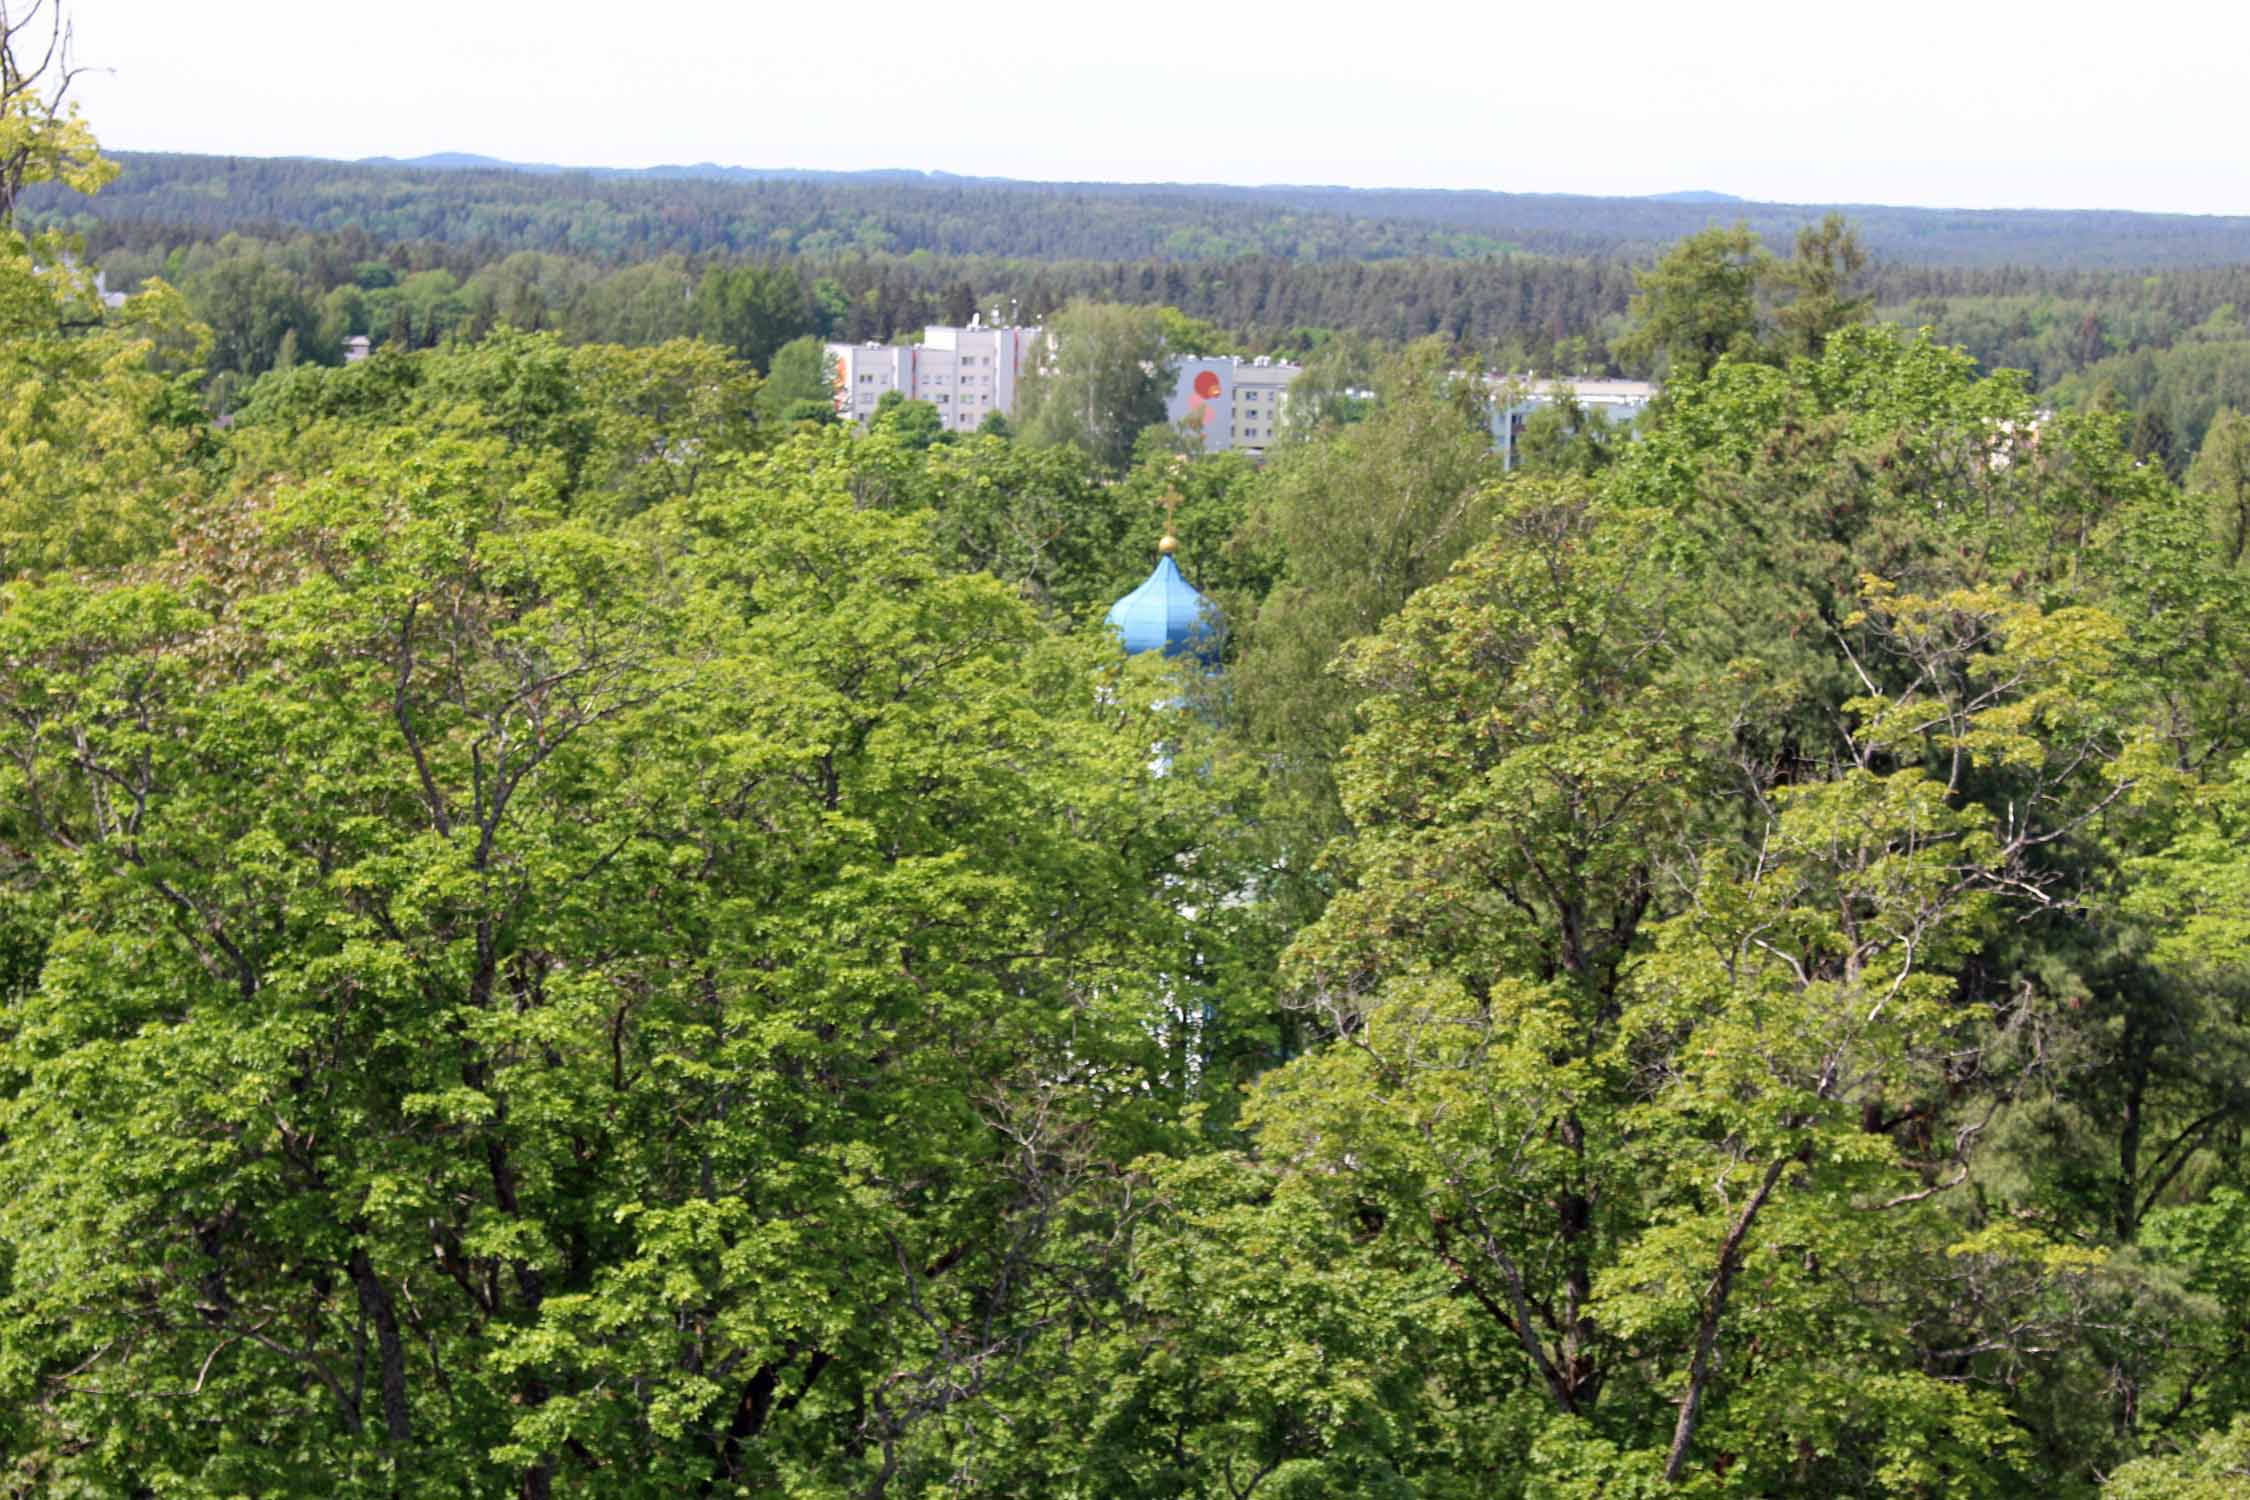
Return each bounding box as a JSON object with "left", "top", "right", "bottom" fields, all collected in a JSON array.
[
  {"left": 1158, "top": 487, "right": 1182, "bottom": 557},
  {"left": 1158, "top": 533, "right": 1178, "bottom": 555}
]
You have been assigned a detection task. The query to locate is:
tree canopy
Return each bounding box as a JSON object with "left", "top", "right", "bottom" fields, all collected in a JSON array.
[{"left": 4, "top": 80, "right": 2250, "bottom": 1499}]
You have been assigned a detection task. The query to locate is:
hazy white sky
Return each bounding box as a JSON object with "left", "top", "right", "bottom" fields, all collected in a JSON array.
[{"left": 57, "top": 0, "right": 2250, "bottom": 214}]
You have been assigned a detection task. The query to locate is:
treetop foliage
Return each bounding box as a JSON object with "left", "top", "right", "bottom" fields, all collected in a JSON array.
[
  {"left": 5, "top": 60, "right": 2250, "bottom": 1500},
  {"left": 30, "top": 149, "right": 2250, "bottom": 268}
]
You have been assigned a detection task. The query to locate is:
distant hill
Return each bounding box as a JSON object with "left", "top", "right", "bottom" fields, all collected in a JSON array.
[
  {"left": 24, "top": 150, "right": 2250, "bottom": 269},
  {"left": 357, "top": 152, "right": 531, "bottom": 171},
  {"left": 357, "top": 154, "right": 1748, "bottom": 201},
  {"left": 360, "top": 154, "right": 1025, "bottom": 187}
]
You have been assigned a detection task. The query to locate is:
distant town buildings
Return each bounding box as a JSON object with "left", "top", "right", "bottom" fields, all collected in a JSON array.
[
  {"left": 827, "top": 321, "right": 1044, "bottom": 435},
  {"left": 827, "top": 324, "right": 1653, "bottom": 465},
  {"left": 1167, "top": 355, "right": 1302, "bottom": 457},
  {"left": 827, "top": 325, "right": 1304, "bottom": 453}
]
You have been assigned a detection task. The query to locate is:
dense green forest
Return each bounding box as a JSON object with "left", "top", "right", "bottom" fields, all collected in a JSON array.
[
  {"left": 27, "top": 149, "right": 2250, "bottom": 267},
  {"left": 58, "top": 214, "right": 2250, "bottom": 463},
  {"left": 11, "top": 45, "right": 2250, "bottom": 1500},
  {"left": 41, "top": 149, "right": 2250, "bottom": 463}
]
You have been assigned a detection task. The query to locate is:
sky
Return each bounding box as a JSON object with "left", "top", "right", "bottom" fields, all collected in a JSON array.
[{"left": 56, "top": 0, "right": 2250, "bottom": 216}]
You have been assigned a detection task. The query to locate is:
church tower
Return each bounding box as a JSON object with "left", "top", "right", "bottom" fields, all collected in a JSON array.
[{"left": 1104, "top": 493, "right": 1223, "bottom": 664}]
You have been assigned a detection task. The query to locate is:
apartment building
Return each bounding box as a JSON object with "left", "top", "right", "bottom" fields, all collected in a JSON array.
[
  {"left": 1167, "top": 354, "right": 1303, "bottom": 457},
  {"left": 1487, "top": 376, "right": 1659, "bottom": 468},
  {"left": 828, "top": 322, "right": 1045, "bottom": 434},
  {"left": 830, "top": 328, "right": 1308, "bottom": 455}
]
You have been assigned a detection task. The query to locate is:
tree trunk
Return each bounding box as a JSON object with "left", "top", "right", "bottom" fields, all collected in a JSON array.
[
  {"left": 2116, "top": 1017, "right": 2147, "bottom": 1243},
  {"left": 347, "top": 1248, "right": 412, "bottom": 1443},
  {"left": 1663, "top": 1155, "right": 1791, "bottom": 1483}
]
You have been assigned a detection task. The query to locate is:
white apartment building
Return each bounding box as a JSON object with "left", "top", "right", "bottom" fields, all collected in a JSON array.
[
  {"left": 1167, "top": 355, "right": 1302, "bottom": 457},
  {"left": 828, "top": 322, "right": 1045, "bottom": 435},
  {"left": 1487, "top": 376, "right": 1659, "bottom": 468},
  {"left": 830, "top": 327, "right": 1311, "bottom": 456}
]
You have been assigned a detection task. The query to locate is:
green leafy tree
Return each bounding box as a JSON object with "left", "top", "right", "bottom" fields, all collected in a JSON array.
[
  {"left": 1617, "top": 222, "right": 1772, "bottom": 380},
  {"left": 754, "top": 333, "right": 836, "bottom": 424},
  {"left": 809, "top": 274, "right": 849, "bottom": 338},
  {"left": 1769, "top": 212, "right": 1872, "bottom": 360},
  {"left": 1231, "top": 339, "right": 1496, "bottom": 851},
  {"left": 2187, "top": 406, "right": 2250, "bottom": 563},
  {"left": 462, "top": 251, "right": 598, "bottom": 337},
  {"left": 2138, "top": 1187, "right": 2250, "bottom": 1435},
  {"left": 1603, "top": 322, "right": 2250, "bottom": 1475},
  {"left": 2132, "top": 404, "right": 2181, "bottom": 478},
  {"left": 1110, "top": 447, "right": 1277, "bottom": 617},
  {"left": 1148, "top": 481, "right": 2140, "bottom": 1496},
  {"left": 1273, "top": 330, "right": 1375, "bottom": 445},
  {"left": 899, "top": 428, "right": 1120, "bottom": 617},
  {"left": 0, "top": 426, "right": 1228, "bottom": 1496},
  {"left": 568, "top": 258, "right": 693, "bottom": 347},
  {"left": 183, "top": 240, "right": 325, "bottom": 378},
  {"left": 0, "top": 243, "right": 209, "bottom": 575},
  {"left": 690, "top": 261, "right": 809, "bottom": 371},
  {"left": 870, "top": 388, "right": 946, "bottom": 450},
  {"left": 227, "top": 329, "right": 773, "bottom": 532},
  {"left": 570, "top": 337, "right": 762, "bottom": 517},
  {"left": 17, "top": 71, "right": 2250, "bottom": 1491},
  {"left": 0, "top": 2, "right": 208, "bottom": 576},
  {"left": 2102, "top": 1417, "right": 2250, "bottom": 1499},
  {"left": 1016, "top": 301, "right": 1173, "bottom": 473},
  {"left": 0, "top": 0, "right": 112, "bottom": 225},
  {"left": 1153, "top": 304, "right": 1230, "bottom": 357},
  {"left": 1509, "top": 385, "right": 1625, "bottom": 477}
]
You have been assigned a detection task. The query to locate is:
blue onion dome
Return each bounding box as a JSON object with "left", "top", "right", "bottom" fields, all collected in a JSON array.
[{"left": 1106, "top": 530, "right": 1223, "bottom": 664}]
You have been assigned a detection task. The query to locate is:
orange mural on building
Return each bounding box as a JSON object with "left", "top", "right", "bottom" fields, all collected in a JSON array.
[{"left": 1186, "top": 368, "right": 1223, "bottom": 435}]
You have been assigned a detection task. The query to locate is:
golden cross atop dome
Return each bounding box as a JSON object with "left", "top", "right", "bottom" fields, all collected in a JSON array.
[{"left": 1158, "top": 488, "right": 1180, "bottom": 555}]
